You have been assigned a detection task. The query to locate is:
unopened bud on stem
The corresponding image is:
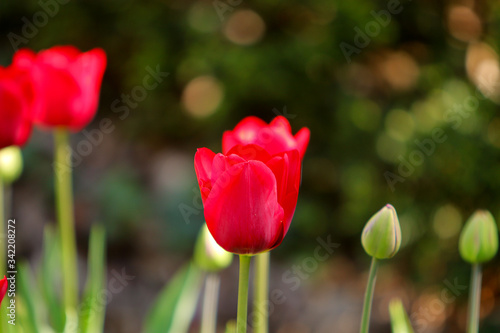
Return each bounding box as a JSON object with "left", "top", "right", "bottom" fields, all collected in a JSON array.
[
  {"left": 361, "top": 204, "right": 401, "bottom": 259},
  {"left": 459, "top": 210, "right": 498, "bottom": 264}
]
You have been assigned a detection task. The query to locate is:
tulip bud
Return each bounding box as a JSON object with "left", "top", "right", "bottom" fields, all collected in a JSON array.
[
  {"left": 361, "top": 204, "right": 402, "bottom": 259},
  {"left": 459, "top": 210, "right": 498, "bottom": 264},
  {"left": 0, "top": 146, "right": 23, "bottom": 184},
  {"left": 194, "top": 224, "right": 233, "bottom": 272}
]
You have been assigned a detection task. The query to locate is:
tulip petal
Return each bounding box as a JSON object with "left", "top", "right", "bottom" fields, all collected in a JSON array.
[
  {"left": 294, "top": 128, "right": 310, "bottom": 159},
  {"left": 204, "top": 161, "right": 284, "bottom": 254},
  {"left": 211, "top": 153, "right": 245, "bottom": 185},
  {"left": 266, "top": 150, "right": 301, "bottom": 230},
  {"left": 270, "top": 116, "right": 292, "bottom": 133},
  {"left": 266, "top": 154, "right": 289, "bottom": 203},
  {"left": 32, "top": 64, "right": 81, "bottom": 128},
  {"left": 68, "top": 48, "right": 107, "bottom": 131},
  {"left": 221, "top": 132, "right": 238, "bottom": 154},
  {"left": 222, "top": 116, "right": 268, "bottom": 153},
  {"left": 12, "top": 49, "right": 36, "bottom": 70},
  {"left": 231, "top": 116, "right": 268, "bottom": 139},
  {"left": 37, "top": 45, "right": 81, "bottom": 66},
  {"left": 11, "top": 50, "right": 36, "bottom": 108},
  {"left": 0, "top": 82, "right": 32, "bottom": 149},
  {"left": 12, "top": 118, "right": 32, "bottom": 148},
  {"left": 195, "top": 148, "right": 216, "bottom": 180},
  {"left": 223, "top": 116, "right": 310, "bottom": 159},
  {"left": 0, "top": 57, "right": 35, "bottom": 149},
  {"left": 195, "top": 148, "right": 216, "bottom": 202},
  {"left": 282, "top": 150, "right": 301, "bottom": 233},
  {"left": 226, "top": 144, "right": 272, "bottom": 163},
  {"left": 260, "top": 128, "right": 297, "bottom": 156},
  {"left": 283, "top": 150, "right": 301, "bottom": 195},
  {"left": 0, "top": 276, "right": 7, "bottom": 304}
]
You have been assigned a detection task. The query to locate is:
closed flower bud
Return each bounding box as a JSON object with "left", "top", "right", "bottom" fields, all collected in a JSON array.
[
  {"left": 459, "top": 210, "right": 498, "bottom": 264},
  {"left": 194, "top": 224, "right": 233, "bottom": 272},
  {"left": 361, "top": 204, "right": 401, "bottom": 259},
  {"left": 0, "top": 146, "right": 23, "bottom": 183}
]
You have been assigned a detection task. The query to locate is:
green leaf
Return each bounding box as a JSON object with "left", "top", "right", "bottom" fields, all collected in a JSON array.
[
  {"left": 17, "top": 262, "right": 43, "bottom": 333},
  {"left": 143, "top": 262, "right": 203, "bottom": 333},
  {"left": 0, "top": 292, "right": 13, "bottom": 333},
  {"left": 389, "top": 298, "right": 414, "bottom": 333},
  {"left": 79, "top": 225, "right": 107, "bottom": 333},
  {"left": 39, "top": 226, "right": 65, "bottom": 331}
]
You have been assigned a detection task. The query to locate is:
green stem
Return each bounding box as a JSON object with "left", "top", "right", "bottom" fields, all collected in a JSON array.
[
  {"left": 253, "top": 251, "right": 269, "bottom": 333},
  {"left": 237, "top": 255, "right": 252, "bottom": 333},
  {"left": 201, "top": 273, "right": 220, "bottom": 333},
  {"left": 467, "top": 264, "right": 482, "bottom": 333},
  {"left": 54, "top": 129, "right": 79, "bottom": 319},
  {"left": 360, "top": 257, "right": 379, "bottom": 333},
  {"left": 3, "top": 183, "right": 11, "bottom": 228}
]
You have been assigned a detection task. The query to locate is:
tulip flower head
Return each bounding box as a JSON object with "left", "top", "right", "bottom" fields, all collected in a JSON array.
[
  {"left": 195, "top": 116, "right": 310, "bottom": 255},
  {"left": 362, "top": 204, "right": 401, "bottom": 259},
  {"left": 18, "top": 46, "right": 107, "bottom": 132},
  {"left": 0, "top": 54, "right": 35, "bottom": 149},
  {"left": 459, "top": 210, "right": 499, "bottom": 264},
  {"left": 0, "top": 276, "right": 7, "bottom": 305}
]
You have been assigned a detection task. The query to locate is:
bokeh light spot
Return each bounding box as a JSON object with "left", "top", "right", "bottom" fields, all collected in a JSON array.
[
  {"left": 447, "top": 6, "right": 482, "bottom": 43},
  {"left": 411, "top": 96, "right": 445, "bottom": 133},
  {"left": 480, "top": 287, "right": 495, "bottom": 318},
  {"left": 188, "top": 1, "right": 220, "bottom": 33},
  {"left": 385, "top": 109, "right": 415, "bottom": 141},
  {"left": 224, "top": 10, "right": 266, "bottom": 46},
  {"left": 181, "top": 75, "right": 224, "bottom": 118},
  {"left": 378, "top": 51, "right": 419, "bottom": 92},
  {"left": 466, "top": 42, "right": 500, "bottom": 102},
  {"left": 433, "top": 204, "right": 462, "bottom": 239},
  {"left": 487, "top": 118, "right": 500, "bottom": 148},
  {"left": 349, "top": 100, "right": 381, "bottom": 132},
  {"left": 376, "top": 133, "right": 406, "bottom": 163}
]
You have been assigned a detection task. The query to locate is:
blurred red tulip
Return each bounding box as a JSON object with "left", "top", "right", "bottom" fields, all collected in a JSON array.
[
  {"left": 195, "top": 116, "right": 310, "bottom": 254},
  {"left": 0, "top": 53, "right": 35, "bottom": 149},
  {"left": 0, "top": 276, "right": 7, "bottom": 305},
  {"left": 20, "top": 46, "right": 107, "bottom": 132}
]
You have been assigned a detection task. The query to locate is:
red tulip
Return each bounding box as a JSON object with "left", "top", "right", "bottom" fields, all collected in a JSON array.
[
  {"left": 0, "top": 276, "right": 7, "bottom": 305},
  {"left": 20, "top": 46, "right": 107, "bottom": 132},
  {"left": 0, "top": 53, "right": 35, "bottom": 149},
  {"left": 195, "top": 116, "right": 310, "bottom": 254}
]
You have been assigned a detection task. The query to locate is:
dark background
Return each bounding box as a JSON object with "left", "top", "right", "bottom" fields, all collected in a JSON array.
[{"left": 2, "top": 0, "right": 500, "bottom": 332}]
